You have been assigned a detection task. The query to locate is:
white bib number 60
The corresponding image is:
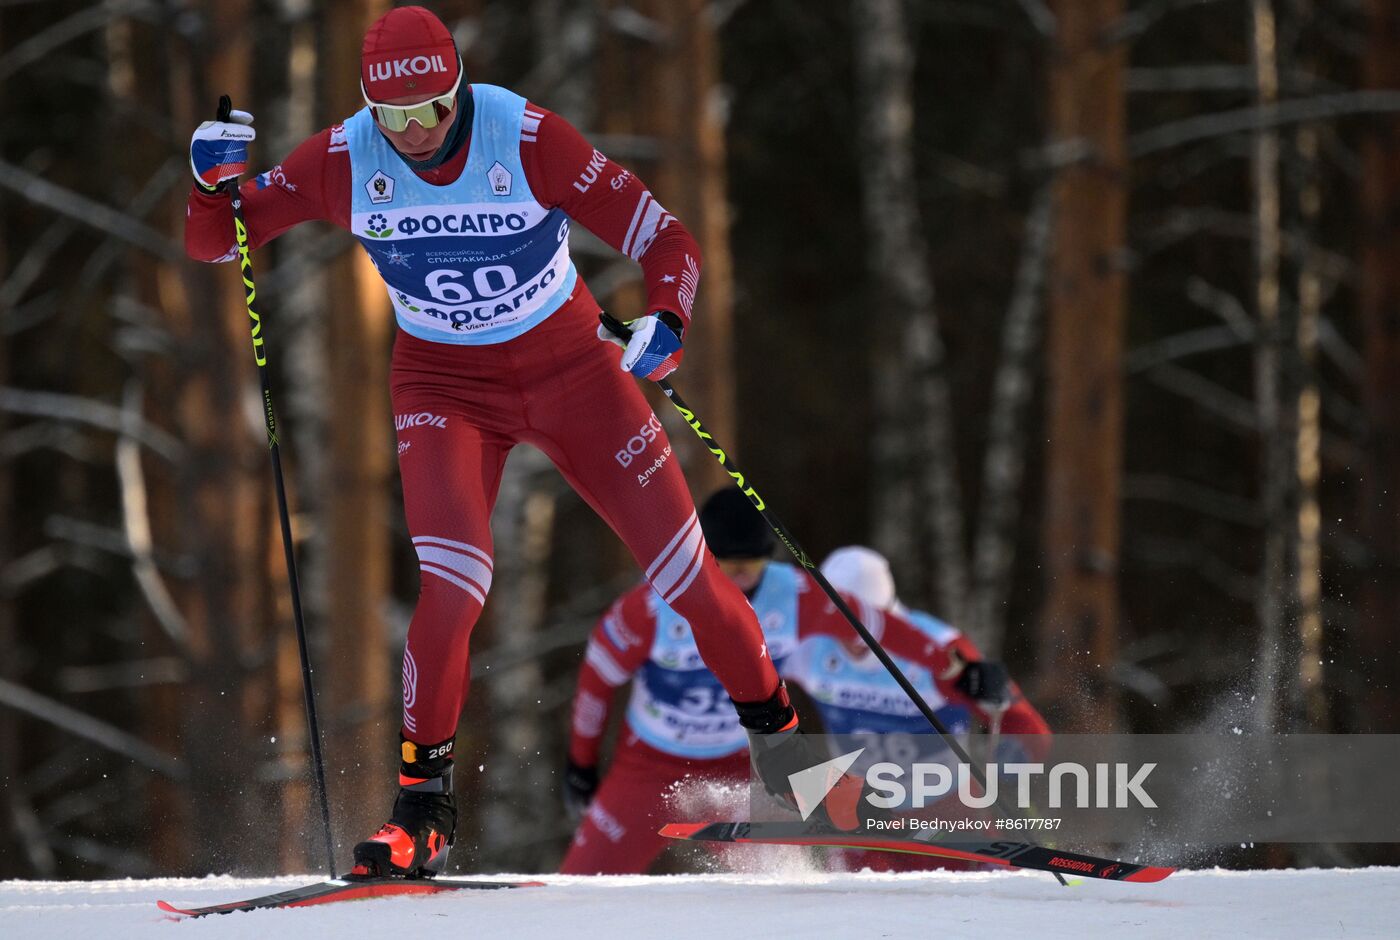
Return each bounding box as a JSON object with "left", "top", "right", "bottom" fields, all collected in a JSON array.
[{"left": 425, "top": 265, "right": 518, "bottom": 304}]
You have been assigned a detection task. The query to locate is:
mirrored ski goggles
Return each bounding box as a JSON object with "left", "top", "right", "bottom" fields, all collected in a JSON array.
[{"left": 362, "top": 64, "right": 462, "bottom": 133}]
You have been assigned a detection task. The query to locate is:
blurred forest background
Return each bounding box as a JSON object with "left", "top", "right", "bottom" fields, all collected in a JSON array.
[{"left": 2, "top": 0, "right": 1400, "bottom": 879}]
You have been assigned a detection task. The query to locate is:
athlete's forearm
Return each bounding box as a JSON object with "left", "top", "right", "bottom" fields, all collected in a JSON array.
[
  {"left": 637, "top": 229, "right": 701, "bottom": 326},
  {"left": 568, "top": 662, "right": 620, "bottom": 767},
  {"left": 524, "top": 108, "right": 702, "bottom": 327},
  {"left": 567, "top": 592, "right": 654, "bottom": 765},
  {"left": 928, "top": 636, "right": 1049, "bottom": 739},
  {"left": 797, "top": 591, "right": 954, "bottom": 672},
  {"left": 183, "top": 128, "right": 349, "bottom": 262},
  {"left": 184, "top": 185, "right": 241, "bottom": 262}
]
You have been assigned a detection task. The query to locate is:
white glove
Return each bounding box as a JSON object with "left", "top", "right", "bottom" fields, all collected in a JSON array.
[
  {"left": 190, "top": 109, "right": 255, "bottom": 192},
  {"left": 596, "top": 311, "right": 685, "bottom": 381}
]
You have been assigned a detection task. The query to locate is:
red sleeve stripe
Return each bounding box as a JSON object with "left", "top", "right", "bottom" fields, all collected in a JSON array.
[
  {"left": 622, "top": 190, "right": 676, "bottom": 261},
  {"left": 584, "top": 638, "right": 630, "bottom": 686},
  {"left": 521, "top": 108, "right": 544, "bottom": 142}
]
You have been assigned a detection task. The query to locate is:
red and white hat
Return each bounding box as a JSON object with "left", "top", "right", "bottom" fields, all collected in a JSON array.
[{"left": 361, "top": 6, "right": 460, "bottom": 102}]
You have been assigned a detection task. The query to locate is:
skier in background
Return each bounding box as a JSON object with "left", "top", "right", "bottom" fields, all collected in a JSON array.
[
  {"left": 184, "top": 6, "right": 826, "bottom": 877},
  {"left": 559, "top": 489, "right": 1024, "bottom": 874},
  {"left": 787, "top": 545, "right": 1051, "bottom": 872}
]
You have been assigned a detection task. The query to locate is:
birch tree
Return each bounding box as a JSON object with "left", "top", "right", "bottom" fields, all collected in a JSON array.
[
  {"left": 1249, "top": 0, "right": 1292, "bottom": 732},
  {"left": 853, "top": 0, "right": 968, "bottom": 623}
]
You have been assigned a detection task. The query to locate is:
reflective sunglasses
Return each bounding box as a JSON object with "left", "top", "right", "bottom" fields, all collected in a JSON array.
[{"left": 362, "top": 62, "right": 463, "bottom": 133}]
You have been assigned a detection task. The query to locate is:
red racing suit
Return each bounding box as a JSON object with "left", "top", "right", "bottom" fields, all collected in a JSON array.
[
  {"left": 559, "top": 565, "right": 1043, "bottom": 874},
  {"left": 184, "top": 87, "right": 780, "bottom": 747}
]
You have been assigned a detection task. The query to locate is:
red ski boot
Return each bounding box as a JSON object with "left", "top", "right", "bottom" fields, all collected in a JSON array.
[{"left": 352, "top": 735, "right": 457, "bottom": 878}]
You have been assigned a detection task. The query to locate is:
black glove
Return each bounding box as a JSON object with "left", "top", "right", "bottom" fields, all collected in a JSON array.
[
  {"left": 956, "top": 660, "right": 1012, "bottom": 709},
  {"left": 563, "top": 759, "right": 599, "bottom": 822}
]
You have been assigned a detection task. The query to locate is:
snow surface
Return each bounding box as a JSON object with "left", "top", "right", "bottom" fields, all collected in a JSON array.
[{"left": 2, "top": 866, "right": 1397, "bottom": 939}]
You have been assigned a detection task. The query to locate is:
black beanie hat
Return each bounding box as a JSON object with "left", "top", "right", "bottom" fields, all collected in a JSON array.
[{"left": 698, "top": 487, "right": 776, "bottom": 559}]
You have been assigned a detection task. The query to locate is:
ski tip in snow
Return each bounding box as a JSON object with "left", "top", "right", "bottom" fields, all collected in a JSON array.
[
  {"left": 156, "top": 875, "right": 545, "bottom": 917},
  {"left": 1119, "top": 865, "right": 1175, "bottom": 883}
]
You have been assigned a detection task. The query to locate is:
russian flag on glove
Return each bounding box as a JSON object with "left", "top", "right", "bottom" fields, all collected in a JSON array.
[
  {"left": 598, "top": 312, "right": 685, "bottom": 381},
  {"left": 189, "top": 110, "right": 255, "bottom": 191}
]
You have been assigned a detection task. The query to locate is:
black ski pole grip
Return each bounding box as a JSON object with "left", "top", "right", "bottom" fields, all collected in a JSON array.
[
  {"left": 217, "top": 94, "right": 232, "bottom": 123},
  {"left": 599, "top": 312, "right": 632, "bottom": 342}
]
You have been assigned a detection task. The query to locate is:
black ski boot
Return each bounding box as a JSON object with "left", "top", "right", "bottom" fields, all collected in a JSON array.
[
  {"left": 735, "top": 682, "right": 871, "bottom": 832},
  {"left": 352, "top": 735, "right": 457, "bottom": 878}
]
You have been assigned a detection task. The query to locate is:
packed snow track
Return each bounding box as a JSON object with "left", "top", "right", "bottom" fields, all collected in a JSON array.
[{"left": 3, "top": 867, "right": 1396, "bottom": 938}]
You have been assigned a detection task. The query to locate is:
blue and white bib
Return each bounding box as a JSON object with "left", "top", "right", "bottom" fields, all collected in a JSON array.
[
  {"left": 786, "top": 609, "right": 972, "bottom": 768},
  {"left": 346, "top": 84, "right": 577, "bottom": 344},
  {"left": 625, "top": 563, "right": 804, "bottom": 759}
]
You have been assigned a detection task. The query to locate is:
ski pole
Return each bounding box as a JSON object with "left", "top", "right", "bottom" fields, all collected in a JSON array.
[
  {"left": 218, "top": 94, "right": 337, "bottom": 876},
  {"left": 601, "top": 313, "right": 1066, "bottom": 884},
  {"left": 602, "top": 314, "right": 971, "bottom": 753}
]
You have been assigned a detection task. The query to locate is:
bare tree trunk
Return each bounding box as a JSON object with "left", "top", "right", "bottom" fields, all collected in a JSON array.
[
  {"left": 110, "top": 8, "right": 187, "bottom": 874},
  {"left": 595, "top": 0, "right": 648, "bottom": 337},
  {"left": 967, "top": 183, "right": 1054, "bottom": 655},
  {"left": 1293, "top": 121, "right": 1326, "bottom": 729},
  {"left": 271, "top": 0, "right": 326, "bottom": 873},
  {"left": 320, "top": 0, "right": 394, "bottom": 853},
  {"left": 631, "top": 0, "right": 737, "bottom": 494},
  {"left": 853, "top": 0, "right": 968, "bottom": 621},
  {"left": 661, "top": 0, "right": 735, "bottom": 492},
  {"left": 1358, "top": 0, "right": 1400, "bottom": 731},
  {"left": 1250, "top": 0, "right": 1292, "bottom": 732},
  {"left": 135, "top": 0, "right": 284, "bottom": 871},
  {"left": 1039, "top": 0, "right": 1128, "bottom": 732}
]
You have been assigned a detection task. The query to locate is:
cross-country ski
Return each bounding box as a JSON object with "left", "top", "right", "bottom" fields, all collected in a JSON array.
[
  {"left": 659, "top": 822, "right": 1175, "bottom": 883},
  {"left": 155, "top": 874, "right": 542, "bottom": 918}
]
